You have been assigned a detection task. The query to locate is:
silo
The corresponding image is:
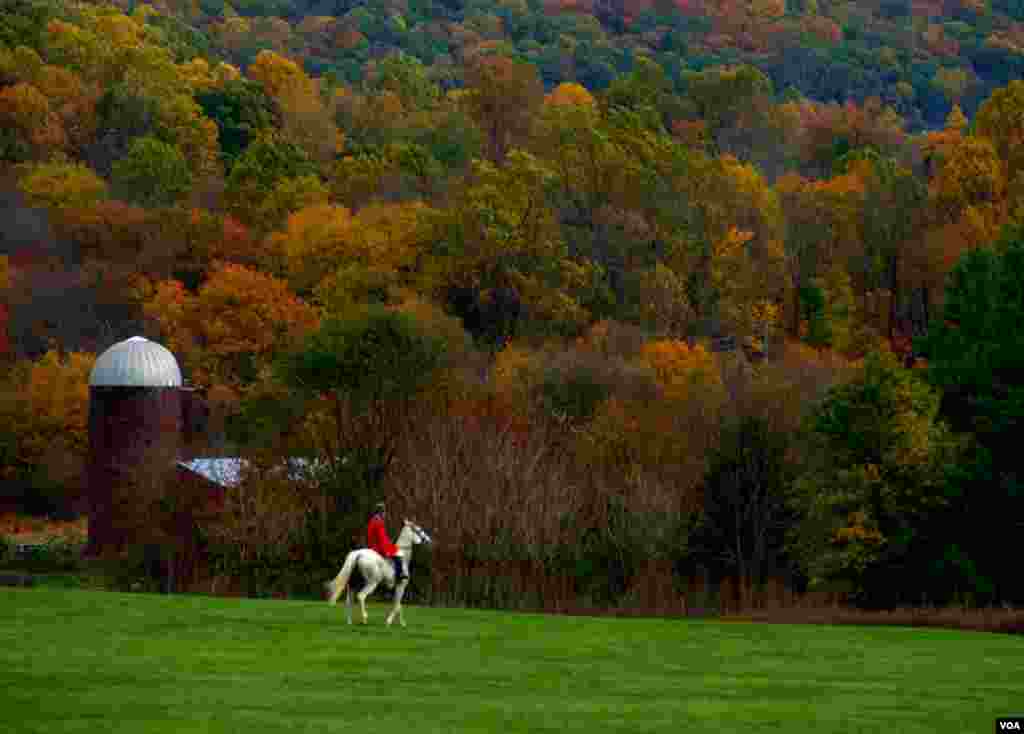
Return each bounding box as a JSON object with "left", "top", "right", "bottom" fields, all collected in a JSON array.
[{"left": 86, "top": 336, "right": 183, "bottom": 556}]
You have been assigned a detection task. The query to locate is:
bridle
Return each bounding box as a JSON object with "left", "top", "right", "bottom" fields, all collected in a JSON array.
[{"left": 407, "top": 522, "right": 432, "bottom": 545}]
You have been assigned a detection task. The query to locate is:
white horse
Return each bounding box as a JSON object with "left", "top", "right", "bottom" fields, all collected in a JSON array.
[{"left": 325, "top": 519, "right": 432, "bottom": 627}]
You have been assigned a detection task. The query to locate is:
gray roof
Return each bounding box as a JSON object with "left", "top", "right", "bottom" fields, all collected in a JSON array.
[
  {"left": 178, "top": 457, "right": 324, "bottom": 488},
  {"left": 178, "top": 458, "right": 243, "bottom": 487},
  {"left": 89, "top": 336, "right": 183, "bottom": 387}
]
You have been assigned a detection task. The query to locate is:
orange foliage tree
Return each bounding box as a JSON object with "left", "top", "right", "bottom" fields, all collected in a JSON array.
[
  {"left": 639, "top": 338, "right": 725, "bottom": 402},
  {"left": 544, "top": 82, "right": 596, "bottom": 108},
  {"left": 143, "top": 263, "right": 320, "bottom": 396},
  {"left": 0, "top": 82, "right": 66, "bottom": 159}
]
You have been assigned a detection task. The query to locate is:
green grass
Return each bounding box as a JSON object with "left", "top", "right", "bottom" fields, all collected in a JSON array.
[{"left": 2, "top": 588, "right": 1022, "bottom": 733}]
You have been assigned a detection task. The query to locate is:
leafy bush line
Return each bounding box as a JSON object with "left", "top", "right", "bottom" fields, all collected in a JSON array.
[{"left": 0, "top": 535, "right": 85, "bottom": 571}]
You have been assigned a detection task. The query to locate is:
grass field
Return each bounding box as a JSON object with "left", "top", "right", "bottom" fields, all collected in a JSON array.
[{"left": 2, "top": 588, "right": 1022, "bottom": 733}]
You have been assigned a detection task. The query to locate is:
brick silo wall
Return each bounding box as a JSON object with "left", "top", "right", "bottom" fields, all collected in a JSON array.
[
  {"left": 86, "top": 386, "right": 182, "bottom": 556},
  {"left": 170, "top": 465, "right": 227, "bottom": 591},
  {"left": 180, "top": 387, "right": 212, "bottom": 459}
]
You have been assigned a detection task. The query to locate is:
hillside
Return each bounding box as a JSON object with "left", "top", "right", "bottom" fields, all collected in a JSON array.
[
  {"left": 2, "top": 0, "right": 1024, "bottom": 614},
  {"left": 64, "top": 0, "right": 1024, "bottom": 130}
]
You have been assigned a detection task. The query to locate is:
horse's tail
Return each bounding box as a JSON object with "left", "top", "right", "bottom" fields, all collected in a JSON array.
[{"left": 326, "top": 550, "right": 359, "bottom": 606}]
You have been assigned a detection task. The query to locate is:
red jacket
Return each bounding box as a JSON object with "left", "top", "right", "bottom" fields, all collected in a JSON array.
[{"left": 367, "top": 514, "right": 398, "bottom": 557}]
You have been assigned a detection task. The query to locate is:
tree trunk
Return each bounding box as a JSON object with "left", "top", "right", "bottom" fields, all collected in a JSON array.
[
  {"left": 887, "top": 253, "right": 900, "bottom": 341},
  {"left": 791, "top": 272, "right": 802, "bottom": 338},
  {"left": 922, "top": 285, "right": 930, "bottom": 331}
]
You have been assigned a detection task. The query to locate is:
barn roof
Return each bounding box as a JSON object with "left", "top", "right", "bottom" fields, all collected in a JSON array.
[
  {"left": 177, "top": 457, "right": 324, "bottom": 488},
  {"left": 89, "top": 336, "right": 183, "bottom": 388}
]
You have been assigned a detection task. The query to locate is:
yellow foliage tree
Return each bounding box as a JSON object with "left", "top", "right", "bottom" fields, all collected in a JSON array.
[
  {"left": 247, "top": 50, "right": 340, "bottom": 163},
  {"left": 33, "top": 64, "right": 83, "bottom": 104},
  {"left": 0, "top": 45, "right": 43, "bottom": 82},
  {"left": 271, "top": 200, "right": 431, "bottom": 300},
  {"left": 177, "top": 57, "right": 218, "bottom": 94},
  {"left": 250, "top": 174, "right": 330, "bottom": 239},
  {"left": 975, "top": 79, "right": 1024, "bottom": 182},
  {"left": 213, "top": 62, "right": 242, "bottom": 85},
  {"left": 492, "top": 343, "right": 542, "bottom": 398},
  {"left": 633, "top": 263, "right": 694, "bottom": 337},
  {"left": 45, "top": 8, "right": 163, "bottom": 89},
  {"left": 271, "top": 203, "right": 355, "bottom": 292},
  {"left": 710, "top": 225, "right": 783, "bottom": 350},
  {"left": 17, "top": 158, "right": 108, "bottom": 210},
  {"left": 0, "top": 350, "right": 95, "bottom": 498},
  {"left": 434, "top": 151, "right": 593, "bottom": 336},
  {"left": 749, "top": 0, "right": 786, "bottom": 21},
  {"left": 155, "top": 94, "right": 222, "bottom": 183},
  {"left": 690, "top": 155, "right": 786, "bottom": 277},
  {"left": 21, "top": 350, "right": 95, "bottom": 458},
  {"left": 928, "top": 135, "right": 1006, "bottom": 227}
]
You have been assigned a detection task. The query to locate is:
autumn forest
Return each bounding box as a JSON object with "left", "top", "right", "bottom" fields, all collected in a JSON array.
[{"left": 1, "top": 0, "right": 1023, "bottom": 616}]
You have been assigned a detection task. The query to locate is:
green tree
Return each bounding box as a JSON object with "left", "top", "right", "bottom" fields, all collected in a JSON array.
[
  {"left": 689, "top": 415, "right": 796, "bottom": 605},
  {"left": 789, "top": 351, "right": 962, "bottom": 607},
  {"left": 112, "top": 136, "right": 192, "bottom": 207},
  {"left": 461, "top": 55, "right": 543, "bottom": 165},
  {"left": 195, "top": 78, "right": 279, "bottom": 170},
  {"left": 273, "top": 307, "right": 449, "bottom": 563},
  {"left": 277, "top": 307, "right": 448, "bottom": 501},
  {"left": 603, "top": 56, "right": 674, "bottom": 131},
  {"left": 0, "top": 0, "right": 55, "bottom": 50},
  {"left": 387, "top": 142, "right": 443, "bottom": 198},
  {"left": 369, "top": 52, "right": 440, "bottom": 111},
  {"left": 224, "top": 134, "right": 318, "bottom": 230},
  {"left": 845, "top": 150, "right": 927, "bottom": 340},
  {"left": 799, "top": 281, "right": 829, "bottom": 347},
  {"left": 919, "top": 230, "right": 1024, "bottom": 439},
  {"left": 84, "top": 83, "right": 160, "bottom": 177},
  {"left": 802, "top": 265, "right": 857, "bottom": 353},
  {"left": 682, "top": 65, "right": 774, "bottom": 154},
  {"left": 917, "top": 228, "right": 1024, "bottom": 605},
  {"left": 433, "top": 150, "right": 594, "bottom": 346}
]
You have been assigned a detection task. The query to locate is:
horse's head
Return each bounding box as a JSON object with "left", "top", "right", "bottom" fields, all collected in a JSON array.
[{"left": 403, "top": 519, "right": 433, "bottom": 547}]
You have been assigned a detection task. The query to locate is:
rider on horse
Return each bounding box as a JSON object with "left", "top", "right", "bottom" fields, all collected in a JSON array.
[{"left": 367, "top": 502, "right": 408, "bottom": 583}]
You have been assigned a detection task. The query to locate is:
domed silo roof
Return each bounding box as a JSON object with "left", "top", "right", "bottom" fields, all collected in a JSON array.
[{"left": 89, "top": 336, "right": 183, "bottom": 388}]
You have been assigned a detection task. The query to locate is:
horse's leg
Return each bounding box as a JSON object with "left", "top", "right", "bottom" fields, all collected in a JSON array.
[
  {"left": 386, "top": 582, "right": 399, "bottom": 626},
  {"left": 387, "top": 579, "right": 409, "bottom": 627},
  {"left": 358, "top": 580, "right": 379, "bottom": 624},
  {"left": 346, "top": 587, "right": 353, "bottom": 625},
  {"left": 357, "top": 588, "right": 369, "bottom": 624}
]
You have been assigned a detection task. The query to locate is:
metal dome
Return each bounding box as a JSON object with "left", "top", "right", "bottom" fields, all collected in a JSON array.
[{"left": 89, "top": 336, "right": 183, "bottom": 388}]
